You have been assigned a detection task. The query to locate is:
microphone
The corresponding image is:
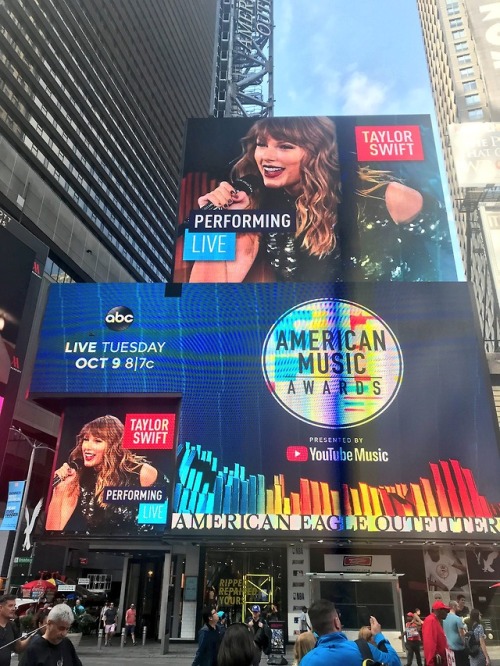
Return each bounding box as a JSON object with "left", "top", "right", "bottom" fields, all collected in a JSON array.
[
  {"left": 52, "top": 459, "right": 82, "bottom": 488},
  {"left": 198, "top": 174, "right": 261, "bottom": 211}
]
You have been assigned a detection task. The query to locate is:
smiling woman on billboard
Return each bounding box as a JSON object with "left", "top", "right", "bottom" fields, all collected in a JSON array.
[
  {"left": 46, "top": 414, "right": 161, "bottom": 531},
  {"left": 185, "top": 116, "right": 446, "bottom": 284}
]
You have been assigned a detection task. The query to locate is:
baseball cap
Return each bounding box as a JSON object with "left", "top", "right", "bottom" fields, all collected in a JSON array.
[
  {"left": 432, "top": 600, "right": 450, "bottom": 611},
  {"left": 406, "top": 612, "right": 414, "bottom": 618},
  {"left": 251, "top": 605, "right": 261, "bottom": 612}
]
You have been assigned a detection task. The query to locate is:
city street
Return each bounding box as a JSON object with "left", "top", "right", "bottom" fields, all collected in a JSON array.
[{"left": 11, "top": 636, "right": 500, "bottom": 666}]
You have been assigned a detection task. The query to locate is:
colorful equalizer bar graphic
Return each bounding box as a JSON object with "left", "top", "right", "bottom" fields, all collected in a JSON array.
[{"left": 173, "top": 443, "right": 497, "bottom": 518}]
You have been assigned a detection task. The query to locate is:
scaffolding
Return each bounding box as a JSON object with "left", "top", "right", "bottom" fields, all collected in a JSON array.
[{"left": 213, "top": 0, "right": 273, "bottom": 118}]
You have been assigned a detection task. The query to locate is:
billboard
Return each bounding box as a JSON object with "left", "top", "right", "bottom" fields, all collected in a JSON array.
[
  {"left": 31, "top": 281, "right": 500, "bottom": 539},
  {"left": 44, "top": 399, "right": 177, "bottom": 537},
  {"left": 449, "top": 123, "right": 500, "bottom": 188},
  {"left": 174, "top": 115, "right": 459, "bottom": 283}
]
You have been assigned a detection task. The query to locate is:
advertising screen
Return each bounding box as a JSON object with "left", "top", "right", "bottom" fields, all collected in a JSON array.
[
  {"left": 31, "top": 281, "right": 500, "bottom": 540},
  {"left": 45, "top": 398, "right": 177, "bottom": 537},
  {"left": 174, "top": 115, "right": 459, "bottom": 283}
]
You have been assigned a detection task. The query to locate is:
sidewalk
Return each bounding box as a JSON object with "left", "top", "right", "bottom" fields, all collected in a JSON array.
[{"left": 13, "top": 635, "right": 500, "bottom": 665}]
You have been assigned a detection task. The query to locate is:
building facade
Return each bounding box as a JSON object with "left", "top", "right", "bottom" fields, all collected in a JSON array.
[
  {"left": 0, "top": 0, "right": 218, "bottom": 587},
  {"left": 416, "top": 0, "right": 500, "bottom": 353},
  {"left": 1, "top": 0, "right": 219, "bottom": 284}
]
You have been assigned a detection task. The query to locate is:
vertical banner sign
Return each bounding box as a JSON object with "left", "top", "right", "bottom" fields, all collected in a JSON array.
[{"left": 0, "top": 481, "right": 26, "bottom": 531}]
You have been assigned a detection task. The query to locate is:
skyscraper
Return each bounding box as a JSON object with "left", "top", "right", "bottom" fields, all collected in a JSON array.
[
  {"left": 1, "top": 0, "right": 219, "bottom": 283},
  {"left": 417, "top": 0, "right": 500, "bottom": 353}
]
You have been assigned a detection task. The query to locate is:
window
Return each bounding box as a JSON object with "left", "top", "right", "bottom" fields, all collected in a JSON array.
[
  {"left": 460, "top": 66, "right": 474, "bottom": 78},
  {"left": 452, "top": 29, "right": 465, "bottom": 39},
  {"left": 447, "top": 2, "right": 460, "bottom": 15},
  {"left": 455, "top": 41, "right": 468, "bottom": 52},
  {"left": 457, "top": 54, "right": 472, "bottom": 64},
  {"left": 465, "top": 93, "right": 480, "bottom": 106},
  {"left": 468, "top": 108, "right": 484, "bottom": 120},
  {"left": 463, "top": 80, "right": 477, "bottom": 92},
  {"left": 450, "top": 18, "right": 463, "bottom": 28}
]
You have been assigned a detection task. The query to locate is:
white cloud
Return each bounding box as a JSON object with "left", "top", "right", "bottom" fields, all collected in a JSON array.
[{"left": 340, "top": 71, "right": 388, "bottom": 115}]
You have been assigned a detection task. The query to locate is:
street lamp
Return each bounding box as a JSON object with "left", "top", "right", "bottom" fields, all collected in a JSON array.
[{"left": 4, "top": 426, "right": 54, "bottom": 592}]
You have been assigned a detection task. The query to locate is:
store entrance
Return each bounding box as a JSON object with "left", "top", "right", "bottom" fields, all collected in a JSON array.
[
  {"left": 125, "top": 556, "right": 165, "bottom": 640},
  {"left": 203, "top": 547, "right": 286, "bottom": 623},
  {"left": 309, "top": 573, "right": 403, "bottom": 636}
]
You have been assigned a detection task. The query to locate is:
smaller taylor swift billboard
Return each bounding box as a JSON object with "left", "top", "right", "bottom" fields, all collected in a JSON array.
[
  {"left": 174, "top": 115, "right": 459, "bottom": 283},
  {"left": 45, "top": 398, "right": 177, "bottom": 537}
]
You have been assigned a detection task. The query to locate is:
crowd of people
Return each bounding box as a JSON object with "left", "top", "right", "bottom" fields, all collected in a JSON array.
[
  {"left": 191, "top": 595, "right": 494, "bottom": 666},
  {"left": 192, "top": 603, "right": 273, "bottom": 666}
]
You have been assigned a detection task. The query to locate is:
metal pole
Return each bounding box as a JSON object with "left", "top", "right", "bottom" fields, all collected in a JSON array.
[{"left": 5, "top": 443, "right": 37, "bottom": 591}]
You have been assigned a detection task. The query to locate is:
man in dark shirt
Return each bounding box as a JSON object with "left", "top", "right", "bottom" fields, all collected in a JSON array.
[
  {"left": 24, "top": 604, "right": 82, "bottom": 666},
  {"left": 455, "top": 595, "right": 470, "bottom": 619},
  {"left": 192, "top": 607, "right": 221, "bottom": 666},
  {"left": 103, "top": 602, "right": 118, "bottom": 647},
  {"left": 0, "top": 595, "right": 33, "bottom": 666}
]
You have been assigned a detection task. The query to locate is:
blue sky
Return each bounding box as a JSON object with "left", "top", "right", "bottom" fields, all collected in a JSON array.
[{"left": 273, "top": 0, "right": 434, "bottom": 116}]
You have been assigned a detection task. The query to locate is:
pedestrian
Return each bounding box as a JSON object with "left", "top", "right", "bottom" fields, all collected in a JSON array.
[
  {"left": 247, "top": 604, "right": 271, "bottom": 666},
  {"left": 125, "top": 603, "right": 137, "bottom": 646},
  {"left": 466, "top": 609, "right": 491, "bottom": 666},
  {"left": 217, "top": 622, "right": 255, "bottom": 666},
  {"left": 192, "top": 607, "right": 221, "bottom": 666},
  {"left": 73, "top": 599, "right": 84, "bottom": 617},
  {"left": 23, "top": 604, "right": 83, "bottom": 666},
  {"left": 216, "top": 611, "right": 227, "bottom": 638},
  {"left": 103, "top": 601, "right": 117, "bottom": 646},
  {"left": 100, "top": 601, "right": 109, "bottom": 631},
  {"left": 0, "top": 595, "right": 34, "bottom": 666},
  {"left": 455, "top": 595, "right": 470, "bottom": 619},
  {"left": 292, "top": 631, "right": 316, "bottom": 666},
  {"left": 443, "top": 601, "right": 467, "bottom": 666},
  {"left": 404, "top": 612, "right": 422, "bottom": 666},
  {"left": 299, "top": 606, "right": 311, "bottom": 633},
  {"left": 421, "top": 600, "right": 449, "bottom": 666},
  {"left": 299, "top": 599, "right": 400, "bottom": 666}
]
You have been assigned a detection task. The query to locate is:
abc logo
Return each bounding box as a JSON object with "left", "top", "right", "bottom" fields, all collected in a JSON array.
[{"left": 105, "top": 306, "right": 134, "bottom": 331}]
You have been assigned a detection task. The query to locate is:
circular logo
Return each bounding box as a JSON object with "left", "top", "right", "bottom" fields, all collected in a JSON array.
[
  {"left": 105, "top": 306, "right": 134, "bottom": 331},
  {"left": 261, "top": 299, "right": 403, "bottom": 429}
]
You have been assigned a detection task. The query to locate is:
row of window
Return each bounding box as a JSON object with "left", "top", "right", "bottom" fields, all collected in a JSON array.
[
  {"left": 30, "top": 0, "right": 179, "bottom": 214},
  {"left": 448, "top": 9, "right": 484, "bottom": 121},
  {"left": 4, "top": 3, "right": 174, "bottom": 275},
  {"left": 14, "top": 0, "right": 177, "bottom": 236}
]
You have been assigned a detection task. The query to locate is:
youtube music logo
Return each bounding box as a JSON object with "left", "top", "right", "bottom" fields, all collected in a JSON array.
[{"left": 286, "top": 446, "right": 309, "bottom": 462}]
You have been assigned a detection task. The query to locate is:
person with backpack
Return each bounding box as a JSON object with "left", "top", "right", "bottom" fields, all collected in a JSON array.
[
  {"left": 247, "top": 605, "right": 271, "bottom": 666},
  {"left": 299, "top": 599, "right": 401, "bottom": 666},
  {"left": 465, "top": 609, "right": 490, "bottom": 666}
]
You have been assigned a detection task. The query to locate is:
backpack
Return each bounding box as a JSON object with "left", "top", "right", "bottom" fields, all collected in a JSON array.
[
  {"left": 355, "top": 638, "right": 383, "bottom": 666},
  {"left": 262, "top": 622, "right": 273, "bottom": 655},
  {"left": 464, "top": 628, "right": 480, "bottom": 657}
]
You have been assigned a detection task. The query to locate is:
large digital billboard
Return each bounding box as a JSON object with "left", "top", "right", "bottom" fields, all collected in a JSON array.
[
  {"left": 45, "top": 398, "right": 177, "bottom": 537},
  {"left": 30, "top": 282, "right": 500, "bottom": 540},
  {"left": 174, "top": 115, "right": 459, "bottom": 283}
]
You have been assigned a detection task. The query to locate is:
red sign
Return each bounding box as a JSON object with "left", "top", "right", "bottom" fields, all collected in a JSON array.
[
  {"left": 355, "top": 125, "right": 424, "bottom": 161},
  {"left": 123, "top": 413, "right": 176, "bottom": 450},
  {"left": 343, "top": 556, "right": 373, "bottom": 567},
  {"left": 286, "top": 446, "right": 308, "bottom": 462},
  {"left": 79, "top": 558, "right": 88, "bottom": 565}
]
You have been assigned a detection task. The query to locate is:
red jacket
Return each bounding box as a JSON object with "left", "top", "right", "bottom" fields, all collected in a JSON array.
[{"left": 422, "top": 613, "right": 447, "bottom": 666}]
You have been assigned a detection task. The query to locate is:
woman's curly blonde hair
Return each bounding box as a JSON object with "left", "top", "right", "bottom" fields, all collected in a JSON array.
[
  {"left": 231, "top": 116, "right": 341, "bottom": 258},
  {"left": 69, "top": 415, "right": 150, "bottom": 507}
]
